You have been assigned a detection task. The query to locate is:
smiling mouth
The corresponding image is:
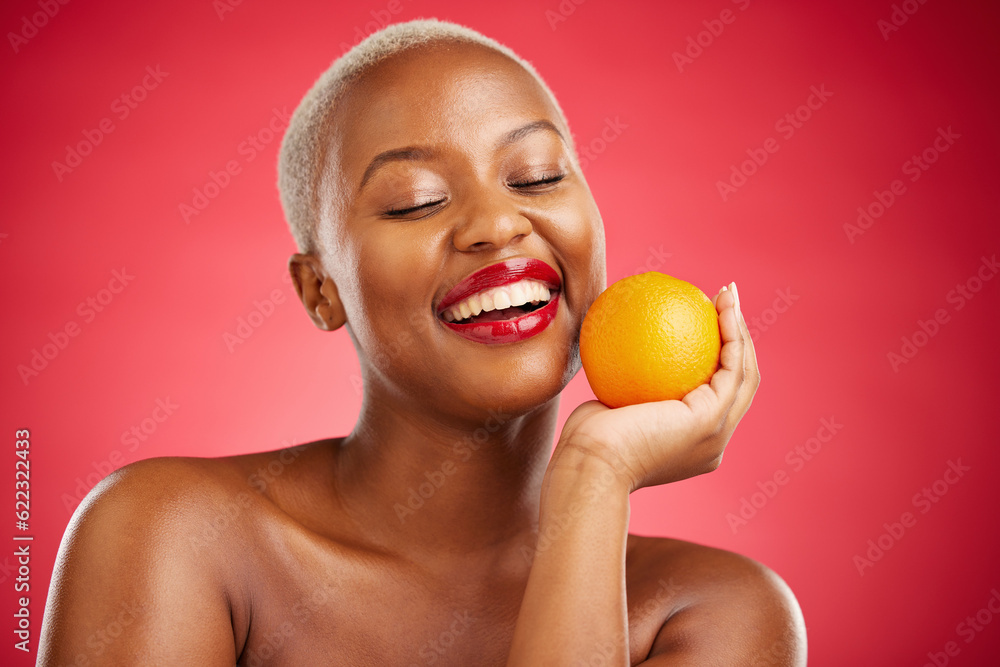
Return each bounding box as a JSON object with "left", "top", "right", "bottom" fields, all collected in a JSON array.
[
  {"left": 435, "top": 257, "right": 563, "bottom": 345},
  {"left": 441, "top": 279, "right": 554, "bottom": 324}
]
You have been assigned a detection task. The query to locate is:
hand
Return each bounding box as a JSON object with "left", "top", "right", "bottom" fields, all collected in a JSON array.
[{"left": 554, "top": 283, "right": 759, "bottom": 493}]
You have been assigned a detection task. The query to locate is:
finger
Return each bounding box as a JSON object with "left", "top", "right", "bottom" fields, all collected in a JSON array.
[
  {"left": 715, "top": 286, "right": 740, "bottom": 347},
  {"left": 711, "top": 284, "right": 726, "bottom": 309},
  {"left": 732, "top": 283, "right": 760, "bottom": 388},
  {"left": 722, "top": 282, "right": 760, "bottom": 433},
  {"left": 685, "top": 286, "right": 743, "bottom": 420}
]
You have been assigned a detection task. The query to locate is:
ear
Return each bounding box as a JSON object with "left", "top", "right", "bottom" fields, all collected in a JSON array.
[{"left": 288, "top": 253, "right": 347, "bottom": 331}]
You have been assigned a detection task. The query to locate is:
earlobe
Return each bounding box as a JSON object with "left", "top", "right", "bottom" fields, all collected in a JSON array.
[{"left": 288, "top": 253, "right": 347, "bottom": 331}]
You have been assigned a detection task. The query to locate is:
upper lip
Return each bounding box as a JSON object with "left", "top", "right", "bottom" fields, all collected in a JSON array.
[{"left": 436, "top": 257, "right": 562, "bottom": 315}]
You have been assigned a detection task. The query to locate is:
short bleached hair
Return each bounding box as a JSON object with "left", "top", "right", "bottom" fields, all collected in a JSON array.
[{"left": 276, "top": 17, "right": 578, "bottom": 254}]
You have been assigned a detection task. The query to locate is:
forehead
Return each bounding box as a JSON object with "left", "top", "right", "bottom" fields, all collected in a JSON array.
[{"left": 324, "top": 41, "right": 565, "bottom": 187}]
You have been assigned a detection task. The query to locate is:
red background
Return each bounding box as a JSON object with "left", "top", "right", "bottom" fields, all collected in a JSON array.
[{"left": 3, "top": 0, "right": 999, "bottom": 664}]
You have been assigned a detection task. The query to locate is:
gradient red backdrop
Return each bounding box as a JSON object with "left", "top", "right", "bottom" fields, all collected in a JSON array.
[{"left": 3, "top": 0, "right": 999, "bottom": 664}]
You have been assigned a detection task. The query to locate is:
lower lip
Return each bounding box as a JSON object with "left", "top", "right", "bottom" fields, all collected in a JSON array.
[{"left": 441, "top": 293, "right": 560, "bottom": 344}]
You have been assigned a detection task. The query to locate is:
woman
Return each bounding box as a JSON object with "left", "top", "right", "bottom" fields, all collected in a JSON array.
[{"left": 38, "top": 18, "right": 806, "bottom": 666}]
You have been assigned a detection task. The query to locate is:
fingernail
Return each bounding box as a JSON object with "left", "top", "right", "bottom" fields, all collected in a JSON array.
[
  {"left": 718, "top": 285, "right": 728, "bottom": 295},
  {"left": 729, "top": 281, "right": 741, "bottom": 314}
]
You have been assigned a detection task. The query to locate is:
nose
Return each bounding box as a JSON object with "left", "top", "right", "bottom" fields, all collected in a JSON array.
[{"left": 451, "top": 187, "right": 533, "bottom": 252}]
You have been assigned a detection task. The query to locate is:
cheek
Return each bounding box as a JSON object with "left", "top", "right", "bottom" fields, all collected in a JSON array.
[
  {"left": 344, "top": 227, "right": 440, "bottom": 357},
  {"left": 547, "top": 192, "right": 607, "bottom": 309}
]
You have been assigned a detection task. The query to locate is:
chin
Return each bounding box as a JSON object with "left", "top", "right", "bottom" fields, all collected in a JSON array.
[{"left": 457, "top": 344, "right": 577, "bottom": 419}]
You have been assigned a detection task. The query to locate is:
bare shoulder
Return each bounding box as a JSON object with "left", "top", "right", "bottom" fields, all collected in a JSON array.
[
  {"left": 38, "top": 455, "right": 265, "bottom": 666},
  {"left": 625, "top": 533, "right": 807, "bottom": 666},
  {"left": 70, "top": 455, "right": 264, "bottom": 554}
]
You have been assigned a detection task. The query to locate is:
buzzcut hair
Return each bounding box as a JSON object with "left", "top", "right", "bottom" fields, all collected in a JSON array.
[{"left": 276, "top": 17, "right": 578, "bottom": 254}]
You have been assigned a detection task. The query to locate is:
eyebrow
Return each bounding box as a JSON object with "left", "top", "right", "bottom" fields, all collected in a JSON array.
[
  {"left": 496, "top": 119, "right": 565, "bottom": 150},
  {"left": 356, "top": 119, "right": 566, "bottom": 194},
  {"left": 356, "top": 147, "right": 433, "bottom": 194}
]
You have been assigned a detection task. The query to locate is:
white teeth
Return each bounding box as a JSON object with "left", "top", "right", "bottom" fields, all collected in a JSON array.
[
  {"left": 468, "top": 294, "right": 483, "bottom": 316},
  {"left": 493, "top": 290, "right": 512, "bottom": 310},
  {"left": 480, "top": 291, "right": 495, "bottom": 312},
  {"left": 508, "top": 283, "right": 528, "bottom": 308},
  {"left": 442, "top": 278, "right": 554, "bottom": 323}
]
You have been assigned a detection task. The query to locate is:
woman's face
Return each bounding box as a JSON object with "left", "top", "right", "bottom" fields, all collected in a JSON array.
[{"left": 314, "top": 40, "right": 606, "bottom": 419}]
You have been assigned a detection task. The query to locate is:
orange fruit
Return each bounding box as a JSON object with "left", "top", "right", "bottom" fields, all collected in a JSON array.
[{"left": 579, "top": 272, "right": 721, "bottom": 408}]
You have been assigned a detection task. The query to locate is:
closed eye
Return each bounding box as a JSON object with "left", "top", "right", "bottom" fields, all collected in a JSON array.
[
  {"left": 509, "top": 174, "right": 565, "bottom": 189},
  {"left": 384, "top": 199, "right": 447, "bottom": 217}
]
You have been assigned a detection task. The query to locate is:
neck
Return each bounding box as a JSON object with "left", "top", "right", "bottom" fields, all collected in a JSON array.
[{"left": 331, "top": 383, "right": 558, "bottom": 573}]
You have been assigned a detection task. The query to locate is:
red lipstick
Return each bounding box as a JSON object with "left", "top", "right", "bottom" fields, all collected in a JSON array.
[{"left": 437, "top": 258, "right": 562, "bottom": 345}]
